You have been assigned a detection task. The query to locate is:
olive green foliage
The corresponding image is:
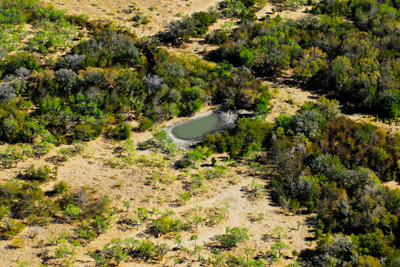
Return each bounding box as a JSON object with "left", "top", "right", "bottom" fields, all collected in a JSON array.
[
  {"left": 203, "top": 117, "right": 273, "bottom": 158},
  {"left": 0, "top": 176, "right": 113, "bottom": 240},
  {"left": 216, "top": 227, "right": 249, "bottom": 248},
  {"left": 153, "top": 215, "right": 182, "bottom": 235},
  {"left": 164, "top": 10, "right": 220, "bottom": 44},
  {"left": 25, "top": 164, "right": 57, "bottom": 183},
  {"left": 210, "top": 0, "right": 400, "bottom": 118},
  {"left": 220, "top": 0, "right": 258, "bottom": 19},
  {"left": 0, "top": 144, "right": 34, "bottom": 168},
  {"left": 52, "top": 181, "right": 71, "bottom": 196},
  {"left": 268, "top": 98, "right": 400, "bottom": 265},
  {"left": 0, "top": 179, "right": 58, "bottom": 226},
  {"left": 2, "top": 218, "right": 25, "bottom": 239},
  {"left": 89, "top": 238, "right": 169, "bottom": 264},
  {"left": 0, "top": 16, "right": 266, "bottom": 145},
  {"left": 180, "top": 146, "right": 212, "bottom": 168},
  {"left": 138, "top": 118, "right": 154, "bottom": 132},
  {"left": 0, "top": 0, "right": 78, "bottom": 54},
  {"left": 140, "top": 131, "right": 179, "bottom": 156},
  {"left": 105, "top": 123, "right": 132, "bottom": 141}
]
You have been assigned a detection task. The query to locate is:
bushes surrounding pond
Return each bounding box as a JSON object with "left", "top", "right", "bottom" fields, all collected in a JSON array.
[{"left": 0, "top": 0, "right": 269, "bottom": 145}]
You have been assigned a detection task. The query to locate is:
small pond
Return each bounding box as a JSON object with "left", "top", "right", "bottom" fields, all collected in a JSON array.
[{"left": 172, "top": 113, "right": 221, "bottom": 140}]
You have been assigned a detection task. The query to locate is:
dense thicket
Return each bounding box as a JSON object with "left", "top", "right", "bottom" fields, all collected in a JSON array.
[
  {"left": 201, "top": 97, "right": 400, "bottom": 265},
  {"left": 209, "top": 0, "right": 400, "bottom": 118},
  {"left": 270, "top": 98, "right": 400, "bottom": 265},
  {"left": 0, "top": 2, "right": 270, "bottom": 145}
]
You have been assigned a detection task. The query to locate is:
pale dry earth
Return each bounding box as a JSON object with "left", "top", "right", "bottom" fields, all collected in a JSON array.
[
  {"left": 0, "top": 130, "right": 315, "bottom": 266},
  {"left": 44, "top": 0, "right": 221, "bottom": 38}
]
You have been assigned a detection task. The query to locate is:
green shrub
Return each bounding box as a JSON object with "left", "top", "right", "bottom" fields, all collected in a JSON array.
[
  {"left": 74, "top": 123, "right": 103, "bottom": 141},
  {"left": 53, "top": 181, "right": 71, "bottom": 196},
  {"left": 205, "top": 29, "right": 228, "bottom": 45},
  {"left": 12, "top": 238, "right": 25, "bottom": 248},
  {"left": 4, "top": 52, "right": 39, "bottom": 75},
  {"left": 105, "top": 124, "right": 132, "bottom": 141},
  {"left": 57, "top": 148, "right": 73, "bottom": 162},
  {"left": 25, "top": 164, "right": 57, "bottom": 182},
  {"left": 216, "top": 227, "right": 249, "bottom": 248},
  {"left": 139, "top": 131, "right": 179, "bottom": 156},
  {"left": 142, "top": 17, "right": 150, "bottom": 24},
  {"left": 138, "top": 240, "right": 156, "bottom": 260},
  {"left": 2, "top": 219, "right": 25, "bottom": 239},
  {"left": 138, "top": 118, "right": 154, "bottom": 132},
  {"left": 153, "top": 216, "right": 182, "bottom": 235},
  {"left": 180, "top": 191, "right": 191, "bottom": 204},
  {"left": 33, "top": 141, "right": 55, "bottom": 157},
  {"left": 184, "top": 146, "right": 212, "bottom": 168},
  {"left": 72, "top": 142, "right": 88, "bottom": 154}
]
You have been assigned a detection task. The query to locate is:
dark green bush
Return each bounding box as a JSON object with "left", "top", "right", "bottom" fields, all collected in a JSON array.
[
  {"left": 105, "top": 124, "right": 132, "bottom": 141},
  {"left": 52, "top": 181, "right": 71, "bottom": 196},
  {"left": 3, "top": 52, "right": 39, "bottom": 76},
  {"left": 74, "top": 123, "right": 103, "bottom": 141},
  {"left": 138, "top": 118, "right": 154, "bottom": 132},
  {"left": 205, "top": 30, "right": 228, "bottom": 45}
]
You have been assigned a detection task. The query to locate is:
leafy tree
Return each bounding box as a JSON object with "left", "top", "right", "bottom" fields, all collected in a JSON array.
[
  {"left": 174, "top": 234, "right": 182, "bottom": 248},
  {"left": 190, "top": 234, "right": 199, "bottom": 246},
  {"left": 25, "top": 164, "right": 57, "bottom": 183},
  {"left": 137, "top": 240, "right": 156, "bottom": 260},
  {"left": 63, "top": 204, "right": 80, "bottom": 223},
  {"left": 192, "top": 214, "right": 204, "bottom": 228},
  {"left": 105, "top": 124, "right": 131, "bottom": 141},
  {"left": 56, "top": 240, "right": 81, "bottom": 266},
  {"left": 216, "top": 227, "right": 249, "bottom": 248},
  {"left": 135, "top": 207, "right": 149, "bottom": 226},
  {"left": 272, "top": 240, "right": 290, "bottom": 258},
  {"left": 191, "top": 245, "right": 204, "bottom": 261},
  {"left": 153, "top": 215, "right": 182, "bottom": 235},
  {"left": 273, "top": 226, "right": 287, "bottom": 240},
  {"left": 262, "top": 250, "right": 279, "bottom": 266},
  {"left": 294, "top": 47, "right": 327, "bottom": 83}
]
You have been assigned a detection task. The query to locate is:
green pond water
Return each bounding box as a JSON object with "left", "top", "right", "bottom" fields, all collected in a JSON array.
[{"left": 172, "top": 113, "right": 221, "bottom": 140}]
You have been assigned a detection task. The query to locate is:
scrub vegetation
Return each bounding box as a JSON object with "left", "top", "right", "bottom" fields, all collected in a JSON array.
[{"left": 1, "top": 0, "right": 400, "bottom": 266}]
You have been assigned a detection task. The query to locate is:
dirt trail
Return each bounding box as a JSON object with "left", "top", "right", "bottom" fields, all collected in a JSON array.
[{"left": 84, "top": 174, "right": 316, "bottom": 267}]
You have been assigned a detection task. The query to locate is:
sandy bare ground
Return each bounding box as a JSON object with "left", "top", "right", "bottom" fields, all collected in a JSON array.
[
  {"left": 0, "top": 133, "right": 315, "bottom": 266},
  {"left": 44, "top": 0, "right": 222, "bottom": 38}
]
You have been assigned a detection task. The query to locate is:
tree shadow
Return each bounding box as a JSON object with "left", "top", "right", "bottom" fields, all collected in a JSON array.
[{"left": 44, "top": 155, "right": 65, "bottom": 166}]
